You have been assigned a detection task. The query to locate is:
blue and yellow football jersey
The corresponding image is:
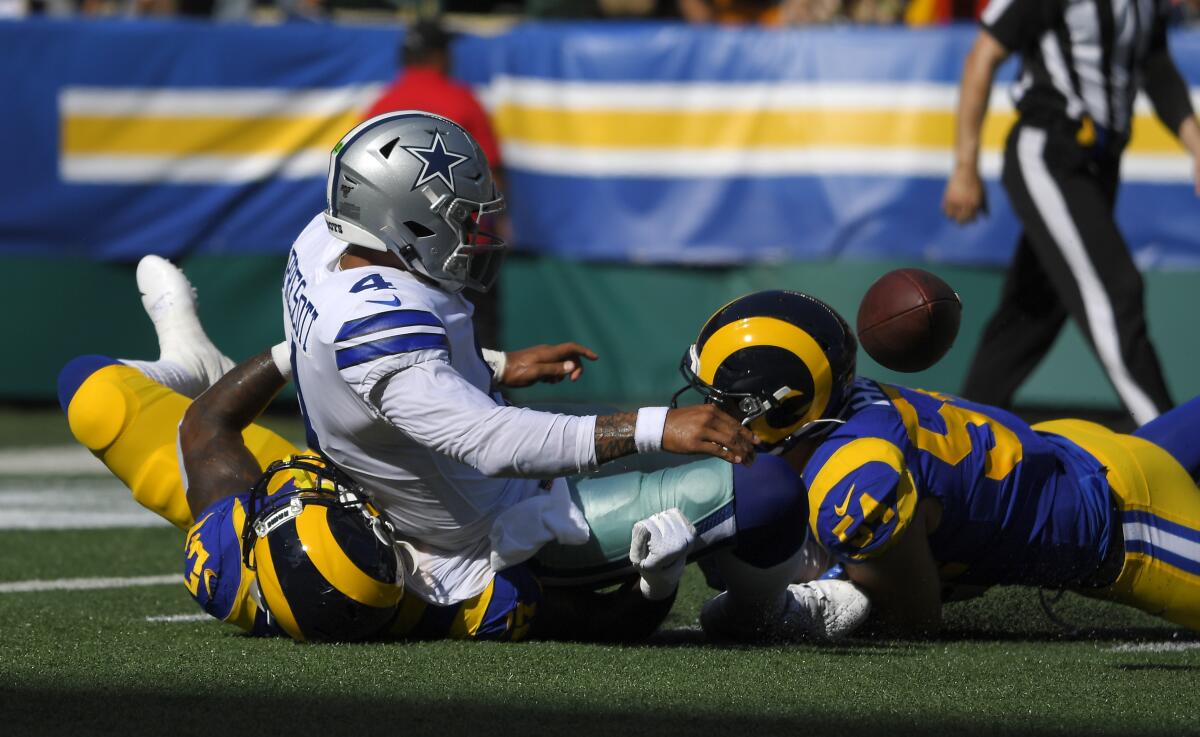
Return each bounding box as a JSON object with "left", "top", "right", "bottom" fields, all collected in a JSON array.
[
  {"left": 805, "top": 379, "right": 1116, "bottom": 588},
  {"left": 184, "top": 491, "right": 280, "bottom": 636}
]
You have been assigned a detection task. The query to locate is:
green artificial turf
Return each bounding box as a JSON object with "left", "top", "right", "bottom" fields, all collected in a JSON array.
[
  {"left": 2, "top": 539, "right": 1198, "bottom": 737},
  {"left": 1, "top": 416, "right": 1198, "bottom": 737}
]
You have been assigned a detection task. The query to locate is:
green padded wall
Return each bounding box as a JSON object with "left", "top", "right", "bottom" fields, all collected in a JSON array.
[{"left": 10, "top": 254, "right": 1198, "bottom": 412}]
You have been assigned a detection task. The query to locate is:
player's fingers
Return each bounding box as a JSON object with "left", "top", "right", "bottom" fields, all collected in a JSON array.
[
  {"left": 699, "top": 426, "right": 753, "bottom": 465},
  {"left": 555, "top": 342, "right": 599, "bottom": 361},
  {"left": 701, "top": 441, "right": 740, "bottom": 465}
]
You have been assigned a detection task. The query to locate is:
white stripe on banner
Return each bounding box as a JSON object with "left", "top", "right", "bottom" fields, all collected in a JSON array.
[
  {"left": 503, "top": 141, "right": 1193, "bottom": 183},
  {"left": 60, "top": 85, "right": 384, "bottom": 117},
  {"left": 1124, "top": 520, "right": 1200, "bottom": 565},
  {"left": 0, "top": 574, "right": 177, "bottom": 594},
  {"left": 480, "top": 77, "right": 1016, "bottom": 113},
  {"left": 1017, "top": 126, "right": 1160, "bottom": 425},
  {"left": 501, "top": 142, "right": 997, "bottom": 178},
  {"left": 61, "top": 151, "right": 331, "bottom": 184}
]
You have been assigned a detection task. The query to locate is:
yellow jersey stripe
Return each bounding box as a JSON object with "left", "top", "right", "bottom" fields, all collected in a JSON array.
[{"left": 449, "top": 581, "right": 496, "bottom": 639}]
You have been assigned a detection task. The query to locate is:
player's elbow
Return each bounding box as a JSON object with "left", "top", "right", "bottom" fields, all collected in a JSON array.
[{"left": 968, "top": 30, "right": 1010, "bottom": 75}]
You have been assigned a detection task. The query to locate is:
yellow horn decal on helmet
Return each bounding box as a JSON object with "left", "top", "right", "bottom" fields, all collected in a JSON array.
[
  {"left": 697, "top": 316, "right": 833, "bottom": 428},
  {"left": 295, "top": 505, "right": 403, "bottom": 608},
  {"left": 252, "top": 534, "right": 305, "bottom": 642}
]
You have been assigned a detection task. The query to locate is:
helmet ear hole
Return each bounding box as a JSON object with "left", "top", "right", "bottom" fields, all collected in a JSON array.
[
  {"left": 765, "top": 394, "right": 810, "bottom": 430},
  {"left": 404, "top": 220, "right": 436, "bottom": 238}
]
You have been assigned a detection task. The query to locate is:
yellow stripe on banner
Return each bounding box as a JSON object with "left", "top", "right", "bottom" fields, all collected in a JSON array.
[
  {"left": 448, "top": 580, "right": 496, "bottom": 639},
  {"left": 61, "top": 112, "right": 361, "bottom": 156},
  {"left": 59, "top": 104, "right": 1187, "bottom": 161},
  {"left": 492, "top": 105, "right": 1184, "bottom": 155},
  {"left": 295, "top": 505, "right": 403, "bottom": 609}
]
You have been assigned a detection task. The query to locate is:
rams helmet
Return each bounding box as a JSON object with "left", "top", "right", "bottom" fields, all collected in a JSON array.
[
  {"left": 676, "top": 290, "right": 857, "bottom": 451},
  {"left": 324, "top": 111, "right": 506, "bottom": 293},
  {"left": 241, "top": 456, "right": 405, "bottom": 643}
]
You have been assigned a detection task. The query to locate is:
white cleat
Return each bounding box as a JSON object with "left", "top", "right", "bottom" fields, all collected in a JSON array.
[
  {"left": 700, "top": 579, "right": 870, "bottom": 644},
  {"left": 784, "top": 579, "right": 871, "bottom": 641},
  {"left": 136, "top": 255, "right": 234, "bottom": 394}
]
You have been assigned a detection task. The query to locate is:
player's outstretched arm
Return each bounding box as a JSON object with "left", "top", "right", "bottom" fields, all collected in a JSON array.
[
  {"left": 179, "top": 350, "right": 288, "bottom": 517},
  {"left": 594, "top": 405, "right": 757, "bottom": 466},
  {"left": 494, "top": 342, "right": 599, "bottom": 387},
  {"left": 943, "top": 29, "right": 1009, "bottom": 225},
  {"left": 844, "top": 501, "right": 942, "bottom": 637}
]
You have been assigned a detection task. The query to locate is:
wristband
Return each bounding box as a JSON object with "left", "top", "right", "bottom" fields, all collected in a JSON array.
[
  {"left": 634, "top": 407, "right": 669, "bottom": 454},
  {"left": 270, "top": 342, "right": 293, "bottom": 381},
  {"left": 481, "top": 348, "right": 507, "bottom": 382}
]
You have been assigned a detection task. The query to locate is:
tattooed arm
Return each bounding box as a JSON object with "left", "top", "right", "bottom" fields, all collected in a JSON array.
[{"left": 594, "top": 406, "right": 756, "bottom": 466}]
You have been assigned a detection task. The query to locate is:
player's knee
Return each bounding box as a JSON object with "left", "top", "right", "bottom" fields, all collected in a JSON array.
[
  {"left": 57, "top": 355, "right": 121, "bottom": 413},
  {"left": 730, "top": 454, "right": 809, "bottom": 568},
  {"left": 58, "top": 355, "right": 128, "bottom": 452}
]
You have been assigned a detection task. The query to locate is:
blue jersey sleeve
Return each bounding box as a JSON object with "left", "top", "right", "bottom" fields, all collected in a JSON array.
[
  {"left": 805, "top": 437, "right": 919, "bottom": 562},
  {"left": 183, "top": 494, "right": 271, "bottom": 634}
]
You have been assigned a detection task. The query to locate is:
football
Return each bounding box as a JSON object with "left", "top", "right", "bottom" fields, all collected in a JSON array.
[{"left": 856, "top": 268, "right": 962, "bottom": 373}]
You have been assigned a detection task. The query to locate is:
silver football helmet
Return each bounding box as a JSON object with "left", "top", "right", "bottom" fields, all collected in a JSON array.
[{"left": 324, "top": 111, "right": 506, "bottom": 293}]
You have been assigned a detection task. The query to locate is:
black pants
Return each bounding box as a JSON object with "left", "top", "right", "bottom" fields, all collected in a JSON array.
[{"left": 961, "top": 123, "right": 1173, "bottom": 425}]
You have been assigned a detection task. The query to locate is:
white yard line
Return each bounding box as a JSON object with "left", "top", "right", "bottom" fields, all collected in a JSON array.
[
  {"left": 1106, "top": 642, "right": 1200, "bottom": 653},
  {"left": 0, "top": 574, "right": 177, "bottom": 593},
  {"left": 0, "top": 445, "right": 107, "bottom": 476},
  {"left": 0, "top": 479, "right": 169, "bottom": 530},
  {"left": 144, "top": 613, "right": 208, "bottom": 623}
]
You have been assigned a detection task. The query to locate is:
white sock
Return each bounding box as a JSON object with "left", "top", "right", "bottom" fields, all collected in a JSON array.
[
  {"left": 119, "top": 359, "right": 208, "bottom": 398},
  {"left": 710, "top": 547, "right": 808, "bottom": 622},
  {"left": 134, "top": 255, "right": 235, "bottom": 395}
]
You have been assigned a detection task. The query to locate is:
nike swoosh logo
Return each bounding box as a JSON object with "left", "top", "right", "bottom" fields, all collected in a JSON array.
[
  {"left": 366, "top": 295, "right": 402, "bottom": 306},
  {"left": 834, "top": 484, "right": 855, "bottom": 516}
]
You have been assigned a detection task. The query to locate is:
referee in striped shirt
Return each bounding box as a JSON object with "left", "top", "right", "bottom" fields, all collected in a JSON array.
[{"left": 943, "top": 0, "right": 1200, "bottom": 426}]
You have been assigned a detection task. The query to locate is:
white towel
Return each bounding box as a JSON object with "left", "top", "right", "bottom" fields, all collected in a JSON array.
[{"left": 489, "top": 478, "right": 589, "bottom": 572}]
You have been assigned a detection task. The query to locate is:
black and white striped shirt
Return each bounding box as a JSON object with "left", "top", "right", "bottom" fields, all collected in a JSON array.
[{"left": 983, "top": 0, "right": 1193, "bottom": 139}]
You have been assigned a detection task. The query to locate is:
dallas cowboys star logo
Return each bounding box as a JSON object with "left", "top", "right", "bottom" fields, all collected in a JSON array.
[{"left": 402, "top": 132, "right": 470, "bottom": 193}]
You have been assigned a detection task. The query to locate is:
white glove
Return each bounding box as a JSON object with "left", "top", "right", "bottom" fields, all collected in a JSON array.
[{"left": 629, "top": 508, "right": 696, "bottom": 600}]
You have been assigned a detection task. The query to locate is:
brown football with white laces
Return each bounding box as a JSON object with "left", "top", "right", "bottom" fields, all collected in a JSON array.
[{"left": 856, "top": 268, "right": 962, "bottom": 373}]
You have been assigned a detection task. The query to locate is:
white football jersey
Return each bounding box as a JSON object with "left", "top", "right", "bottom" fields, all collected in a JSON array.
[{"left": 283, "top": 214, "right": 597, "bottom": 604}]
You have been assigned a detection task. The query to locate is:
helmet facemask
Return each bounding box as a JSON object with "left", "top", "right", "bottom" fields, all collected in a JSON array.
[
  {"left": 241, "top": 456, "right": 405, "bottom": 642},
  {"left": 422, "top": 192, "right": 507, "bottom": 293}
]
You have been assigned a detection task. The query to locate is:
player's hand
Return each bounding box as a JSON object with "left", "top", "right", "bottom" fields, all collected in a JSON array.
[
  {"left": 662, "top": 405, "right": 757, "bottom": 465},
  {"left": 942, "top": 164, "right": 988, "bottom": 224},
  {"left": 500, "top": 343, "right": 598, "bottom": 387},
  {"left": 1193, "top": 153, "right": 1200, "bottom": 197},
  {"left": 630, "top": 508, "right": 696, "bottom": 600}
]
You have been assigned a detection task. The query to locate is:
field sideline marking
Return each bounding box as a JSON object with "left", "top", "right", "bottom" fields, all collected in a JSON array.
[
  {"left": 0, "top": 480, "right": 170, "bottom": 530},
  {"left": 0, "top": 445, "right": 107, "bottom": 476},
  {"left": 0, "top": 574, "right": 177, "bottom": 593},
  {"left": 1105, "top": 642, "right": 1200, "bottom": 653},
  {"left": 145, "top": 613, "right": 208, "bottom": 623}
]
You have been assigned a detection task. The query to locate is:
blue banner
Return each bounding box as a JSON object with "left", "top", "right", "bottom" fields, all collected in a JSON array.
[{"left": 1, "top": 19, "right": 1198, "bottom": 267}]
